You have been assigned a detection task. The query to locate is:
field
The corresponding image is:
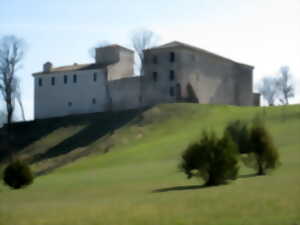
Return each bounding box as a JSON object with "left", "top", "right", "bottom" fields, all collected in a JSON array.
[{"left": 0, "top": 103, "right": 299, "bottom": 225}]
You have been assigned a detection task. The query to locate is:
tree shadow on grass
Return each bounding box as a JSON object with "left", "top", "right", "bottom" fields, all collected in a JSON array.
[
  {"left": 31, "top": 109, "right": 143, "bottom": 163},
  {"left": 238, "top": 173, "right": 258, "bottom": 179},
  {"left": 152, "top": 184, "right": 208, "bottom": 193}
]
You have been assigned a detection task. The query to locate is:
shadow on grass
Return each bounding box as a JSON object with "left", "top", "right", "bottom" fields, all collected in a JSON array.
[
  {"left": 152, "top": 184, "right": 208, "bottom": 193},
  {"left": 30, "top": 109, "right": 147, "bottom": 175},
  {"left": 238, "top": 173, "right": 258, "bottom": 179}
]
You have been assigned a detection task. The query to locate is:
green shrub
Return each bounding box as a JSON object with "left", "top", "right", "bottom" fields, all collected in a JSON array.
[
  {"left": 249, "top": 120, "right": 280, "bottom": 175},
  {"left": 3, "top": 160, "right": 33, "bottom": 189},
  {"left": 225, "top": 120, "right": 251, "bottom": 154},
  {"left": 180, "top": 131, "right": 239, "bottom": 186}
]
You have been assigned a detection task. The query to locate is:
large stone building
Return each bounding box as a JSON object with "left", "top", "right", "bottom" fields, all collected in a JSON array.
[{"left": 33, "top": 41, "right": 259, "bottom": 119}]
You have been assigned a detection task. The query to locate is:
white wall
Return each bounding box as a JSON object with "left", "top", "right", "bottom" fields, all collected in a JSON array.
[{"left": 34, "top": 68, "right": 108, "bottom": 119}]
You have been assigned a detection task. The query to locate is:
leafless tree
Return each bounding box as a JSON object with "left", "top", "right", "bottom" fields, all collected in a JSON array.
[
  {"left": 258, "top": 77, "right": 279, "bottom": 106},
  {"left": 130, "top": 29, "right": 159, "bottom": 75},
  {"left": 276, "top": 66, "right": 294, "bottom": 105},
  {"left": 88, "top": 41, "right": 111, "bottom": 60},
  {"left": 16, "top": 79, "right": 26, "bottom": 121},
  {"left": 0, "top": 110, "right": 5, "bottom": 127},
  {"left": 0, "top": 35, "right": 25, "bottom": 144}
]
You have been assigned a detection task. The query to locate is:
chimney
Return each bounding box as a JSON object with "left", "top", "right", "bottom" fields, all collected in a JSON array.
[{"left": 43, "top": 62, "right": 53, "bottom": 73}]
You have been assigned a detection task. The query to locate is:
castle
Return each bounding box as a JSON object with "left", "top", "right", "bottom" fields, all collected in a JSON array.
[{"left": 33, "top": 41, "right": 260, "bottom": 119}]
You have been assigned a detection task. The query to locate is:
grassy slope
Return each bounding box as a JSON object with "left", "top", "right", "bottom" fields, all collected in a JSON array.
[{"left": 0, "top": 103, "right": 299, "bottom": 225}]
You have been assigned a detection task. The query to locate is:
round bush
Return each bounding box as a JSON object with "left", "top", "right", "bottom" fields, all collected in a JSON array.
[
  {"left": 180, "top": 132, "right": 239, "bottom": 186},
  {"left": 249, "top": 121, "right": 279, "bottom": 175},
  {"left": 3, "top": 160, "right": 33, "bottom": 189}
]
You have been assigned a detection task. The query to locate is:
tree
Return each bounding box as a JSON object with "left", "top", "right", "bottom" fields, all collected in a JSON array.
[
  {"left": 225, "top": 120, "right": 251, "bottom": 154},
  {"left": 258, "top": 77, "right": 278, "bottom": 106},
  {"left": 130, "top": 29, "right": 159, "bottom": 75},
  {"left": 0, "top": 35, "right": 25, "bottom": 156},
  {"left": 249, "top": 120, "right": 279, "bottom": 175},
  {"left": 3, "top": 160, "right": 33, "bottom": 189},
  {"left": 276, "top": 66, "right": 294, "bottom": 105},
  {"left": 180, "top": 131, "right": 239, "bottom": 186},
  {"left": 0, "top": 110, "right": 5, "bottom": 127},
  {"left": 88, "top": 41, "right": 111, "bottom": 60}
]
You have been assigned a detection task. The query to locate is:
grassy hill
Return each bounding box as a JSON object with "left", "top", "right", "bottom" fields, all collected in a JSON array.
[{"left": 0, "top": 103, "right": 299, "bottom": 225}]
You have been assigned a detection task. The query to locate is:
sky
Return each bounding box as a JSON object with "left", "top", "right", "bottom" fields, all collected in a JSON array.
[{"left": 1, "top": 0, "right": 300, "bottom": 120}]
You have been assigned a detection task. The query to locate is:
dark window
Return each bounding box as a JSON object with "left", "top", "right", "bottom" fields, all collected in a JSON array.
[
  {"left": 170, "top": 87, "right": 175, "bottom": 97},
  {"left": 152, "top": 55, "right": 158, "bottom": 64},
  {"left": 38, "top": 78, "right": 43, "bottom": 87},
  {"left": 92, "top": 98, "right": 96, "bottom": 104},
  {"left": 68, "top": 101, "right": 72, "bottom": 107},
  {"left": 64, "top": 75, "right": 68, "bottom": 84},
  {"left": 153, "top": 72, "right": 158, "bottom": 82},
  {"left": 73, "top": 74, "right": 77, "bottom": 83},
  {"left": 51, "top": 77, "right": 55, "bottom": 86},
  {"left": 170, "top": 52, "right": 175, "bottom": 62},
  {"left": 169, "top": 70, "right": 175, "bottom": 81},
  {"left": 93, "top": 72, "right": 97, "bottom": 82}
]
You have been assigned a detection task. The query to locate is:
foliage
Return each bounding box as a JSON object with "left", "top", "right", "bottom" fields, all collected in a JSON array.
[
  {"left": 248, "top": 119, "right": 280, "bottom": 175},
  {"left": 3, "top": 159, "right": 33, "bottom": 189},
  {"left": 225, "top": 120, "right": 251, "bottom": 154},
  {"left": 180, "top": 131, "right": 239, "bottom": 186}
]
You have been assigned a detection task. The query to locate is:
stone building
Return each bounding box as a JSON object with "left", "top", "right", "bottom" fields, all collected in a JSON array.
[{"left": 33, "top": 41, "right": 259, "bottom": 119}]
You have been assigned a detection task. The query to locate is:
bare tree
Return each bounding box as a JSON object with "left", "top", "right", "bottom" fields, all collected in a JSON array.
[
  {"left": 88, "top": 41, "right": 111, "bottom": 60},
  {"left": 0, "top": 35, "right": 25, "bottom": 146},
  {"left": 130, "top": 29, "right": 159, "bottom": 75},
  {"left": 276, "top": 66, "right": 294, "bottom": 105},
  {"left": 0, "top": 110, "right": 5, "bottom": 127},
  {"left": 16, "top": 80, "right": 26, "bottom": 121},
  {"left": 258, "top": 77, "right": 279, "bottom": 106}
]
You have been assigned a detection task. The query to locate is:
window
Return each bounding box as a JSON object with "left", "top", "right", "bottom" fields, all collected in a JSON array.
[
  {"left": 169, "top": 86, "right": 175, "bottom": 97},
  {"left": 73, "top": 74, "right": 77, "bottom": 83},
  {"left": 51, "top": 77, "right": 55, "bottom": 86},
  {"left": 38, "top": 78, "right": 43, "bottom": 87},
  {"left": 153, "top": 72, "right": 158, "bottom": 82},
  {"left": 169, "top": 70, "right": 175, "bottom": 81},
  {"left": 68, "top": 101, "right": 72, "bottom": 107},
  {"left": 92, "top": 98, "right": 96, "bottom": 104},
  {"left": 170, "top": 52, "right": 175, "bottom": 62},
  {"left": 64, "top": 75, "right": 68, "bottom": 84},
  {"left": 152, "top": 55, "right": 158, "bottom": 64},
  {"left": 93, "top": 72, "right": 97, "bottom": 82}
]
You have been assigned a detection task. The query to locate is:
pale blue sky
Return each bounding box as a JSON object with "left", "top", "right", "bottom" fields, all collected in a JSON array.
[{"left": 1, "top": 0, "right": 300, "bottom": 120}]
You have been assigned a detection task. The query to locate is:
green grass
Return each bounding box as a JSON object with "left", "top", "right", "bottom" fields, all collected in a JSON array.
[{"left": 0, "top": 103, "right": 300, "bottom": 225}]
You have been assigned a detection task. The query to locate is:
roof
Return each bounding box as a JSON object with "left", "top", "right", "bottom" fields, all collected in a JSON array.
[
  {"left": 96, "top": 44, "right": 134, "bottom": 53},
  {"left": 33, "top": 63, "right": 106, "bottom": 76},
  {"left": 146, "top": 41, "right": 254, "bottom": 68}
]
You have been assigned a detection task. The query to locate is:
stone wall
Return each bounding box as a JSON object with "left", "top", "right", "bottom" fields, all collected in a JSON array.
[
  {"left": 142, "top": 46, "right": 247, "bottom": 106},
  {"left": 107, "top": 49, "right": 134, "bottom": 80},
  {"left": 234, "top": 63, "right": 254, "bottom": 106},
  {"left": 109, "top": 76, "right": 141, "bottom": 111}
]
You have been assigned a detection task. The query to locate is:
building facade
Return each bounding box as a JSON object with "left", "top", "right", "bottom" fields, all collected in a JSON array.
[{"left": 33, "top": 42, "right": 259, "bottom": 119}]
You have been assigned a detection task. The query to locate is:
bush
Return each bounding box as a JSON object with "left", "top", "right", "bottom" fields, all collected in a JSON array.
[
  {"left": 180, "top": 132, "right": 239, "bottom": 186},
  {"left": 249, "top": 120, "right": 279, "bottom": 175},
  {"left": 225, "top": 120, "right": 251, "bottom": 154},
  {"left": 3, "top": 160, "right": 33, "bottom": 189}
]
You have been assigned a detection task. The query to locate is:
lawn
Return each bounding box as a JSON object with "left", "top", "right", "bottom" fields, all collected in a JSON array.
[{"left": 0, "top": 103, "right": 299, "bottom": 225}]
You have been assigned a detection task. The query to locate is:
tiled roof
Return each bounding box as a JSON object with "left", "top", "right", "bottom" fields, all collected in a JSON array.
[
  {"left": 33, "top": 63, "right": 106, "bottom": 76},
  {"left": 147, "top": 41, "right": 254, "bottom": 68}
]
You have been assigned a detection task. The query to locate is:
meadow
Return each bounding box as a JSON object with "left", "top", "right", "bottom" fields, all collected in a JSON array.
[{"left": 0, "top": 103, "right": 299, "bottom": 225}]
